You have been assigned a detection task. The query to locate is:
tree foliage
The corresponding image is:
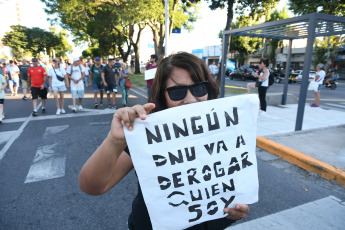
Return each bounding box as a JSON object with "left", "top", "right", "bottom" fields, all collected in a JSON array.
[
  {"left": 1, "top": 25, "right": 71, "bottom": 58},
  {"left": 288, "top": 0, "right": 345, "bottom": 16}
]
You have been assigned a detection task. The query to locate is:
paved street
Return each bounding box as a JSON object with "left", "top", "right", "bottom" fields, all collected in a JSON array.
[{"left": 1, "top": 86, "right": 345, "bottom": 229}]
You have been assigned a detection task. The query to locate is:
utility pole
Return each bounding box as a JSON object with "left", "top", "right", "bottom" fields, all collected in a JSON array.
[{"left": 164, "top": 0, "right": 169, "bottom": 57}]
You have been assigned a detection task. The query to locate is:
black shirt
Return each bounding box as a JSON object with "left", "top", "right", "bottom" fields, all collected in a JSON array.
[{"left": 102, "top": 65, "right": 116, "bottom": 84}]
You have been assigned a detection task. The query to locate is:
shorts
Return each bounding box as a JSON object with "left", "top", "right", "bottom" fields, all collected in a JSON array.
[
  {"left": 8, "top": 79, "right": 19, "bottom": 87},
  {"left": 21, "top": 80, "right": 28, "bottom": 89},
  {"left": 31, "top": 87, "right": 48, "bottom": 100},
  {"left": 317, "top": 84, "right": 322, "bottom": 92},
  {"left": 52, "top": 85, "right": 67, "bottom": 92},
  {"left": 92, "top": 82, "right": 104, "bottom": 91},
  {"left": 0, "top": 99, "right": 4, "bottom": 104},
  {"left": 71, "top": 90, "right": 85, "bottom": 99},
  {"left": 105, "top": 83, "right": 117, "bottom": 94}
]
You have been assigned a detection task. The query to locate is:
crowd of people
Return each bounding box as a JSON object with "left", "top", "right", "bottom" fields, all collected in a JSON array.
[{"left": 0, "top": 56, "right": 134, "bottom": 122}]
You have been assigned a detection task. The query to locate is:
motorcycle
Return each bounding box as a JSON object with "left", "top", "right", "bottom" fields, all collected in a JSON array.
[{"left": 323, "top": 79, "right": 337, "bottom": 90}]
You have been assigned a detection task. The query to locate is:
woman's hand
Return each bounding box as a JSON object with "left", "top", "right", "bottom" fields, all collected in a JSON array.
[
  {"left": 109, "top": 103, "right": 156, "bottom": 141},
  {"left": 223, "top": 204, "right": 249, "bottom": 220}
]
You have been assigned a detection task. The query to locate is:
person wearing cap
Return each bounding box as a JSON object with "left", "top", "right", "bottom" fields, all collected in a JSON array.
[
  {"left": 48, "top": 58, "right": 69, "bottom": 115},
  {"left": 28, "top": 57, "right": 48, "bottom": 117},
  {"left": 90, "top": 57, "right": 104, "bottom": 108},
  {"left": 66, "top": 57, "right": 86, "bottom": 112},
  {"left": 19, "top": 58, "right": 31, "bottom": 100},
  {"left": 5, "top": 60, "right": 20, "bottom": 96},
  {"left": 311, "top": 63, "right": 326, "bottom": 107},
  {"left": 101, "top": 59, "right": 118, "bottom": 109}
]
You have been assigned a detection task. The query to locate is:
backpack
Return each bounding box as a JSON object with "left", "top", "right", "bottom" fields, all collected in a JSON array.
[{"left": 268, "top": 70, "right": 274, "bottom": 86}]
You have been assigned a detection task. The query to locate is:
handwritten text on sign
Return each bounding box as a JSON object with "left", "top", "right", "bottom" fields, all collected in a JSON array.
[{"left": 124, "top": 95, "right": 259, "bottom": 230}]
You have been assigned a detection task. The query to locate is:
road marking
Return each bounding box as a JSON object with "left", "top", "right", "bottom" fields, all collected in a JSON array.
[
  {"left": 89, "top": 121, "right": 110, "bottom": 125},
  {"left": 43, "top": 125, "right": 69, "bottom": 138},
  {"left": 131, "top": 88, "right": 148, "bottom": 99},
  {"left": 25, "top": 143, "right": 66, "bottom": 183},
  {"left": 324, "top": 103, "right": 345, "bottom": 109},
  {"left": 307, "top": 98, "right": 345, "bottom": 102},
  {"left": 227, "top": 196, "right": 345, "bottom": 230},
  {"left": 0, "top": 131, "right": 17, "bottom": 145},
  {"left": 225, "top": 85, "right": 247, "bottom": 90},
  {"left": 0, "top": 103, "right": 41, "bottom": 162}
]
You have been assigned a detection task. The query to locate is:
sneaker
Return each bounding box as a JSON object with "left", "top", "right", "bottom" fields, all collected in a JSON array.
[
  {"left": 112, "top": 105, "right": 117, "bottom": 109},
  {"left": 78, "top": 105, "right": 83, "bottom": 110},
  {"left": 11, "top": 93, "right": 15, "bottom": 96},
  {"left": 56, "top": 109, "right": 61, "bottom": 115},
  {"left": 258, "top": 110, "right": 266, "bottom": 116},
  {"left": 22, "top": 96, "right": 27, "bottom": 100},
  {"left": 32, "top": 111, "right": 38, "bottom": 117},
  {"left": 0, "top": 118, "right": 2, "bottom": 124},
  {"left": 311, "top": 103, "right": 319, "bottom": 107},
  {"left": 108, "top": 104, "right": 112, "bottom": 109},
  {"left": 61, "top": 109, "right": 66, "bottom": 114},
  {"left": 14, "top": 93, "right": 18, "bottom": 96},
  {"left": 72, "top": 107, "right": 77, "bottom": 113},
  {"left": 94, "top": 103, "right": 98, "bottom": 108},
  {"left": 42, "top": 107, "right": 46, "bottom": 113},
  {"left": 327, "top": 84, "right": 331, "bottom": 87}
]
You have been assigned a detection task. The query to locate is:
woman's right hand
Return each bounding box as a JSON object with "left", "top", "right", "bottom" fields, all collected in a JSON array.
[{"left": 109, "top": 103, "right": 156, "bottom": 142}]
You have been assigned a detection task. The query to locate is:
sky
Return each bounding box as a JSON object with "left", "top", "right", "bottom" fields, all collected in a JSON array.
[{"left": 1, "top": 0, "right": 290, "bottom": 57}]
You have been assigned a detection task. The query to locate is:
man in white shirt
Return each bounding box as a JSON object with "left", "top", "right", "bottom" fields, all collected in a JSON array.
[
  {"left": 66, "top": 57, "right": 86, "bottom": 112},
  {"left": 5, "top": 60, "right": 20, "bottom": 96},
  {"left": 208, "top": 61, "right": 218, "bottom": 79},
  {"left": 311, "top": 63, "right": 326, "bottom": 107}
]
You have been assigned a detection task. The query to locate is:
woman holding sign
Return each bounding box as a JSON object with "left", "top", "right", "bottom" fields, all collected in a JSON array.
[{"left": 79, "top": 52, "right": 250, "bottom": 229}]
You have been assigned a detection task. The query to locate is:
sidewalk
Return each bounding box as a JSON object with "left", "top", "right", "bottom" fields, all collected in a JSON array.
[{"left": 256, "top": 104, "right": 345, "bottom": 186}]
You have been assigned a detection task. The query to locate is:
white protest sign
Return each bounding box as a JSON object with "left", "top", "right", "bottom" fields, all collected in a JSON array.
[
  {"left": 145, "top": 68, "right": 157, "bottom": 80},
  {"left": 124, "top": 94, "right": 259, "bottom": 230}
]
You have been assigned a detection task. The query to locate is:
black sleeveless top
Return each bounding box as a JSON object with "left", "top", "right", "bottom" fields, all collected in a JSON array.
[{"left": 124, "top": 147, "right": 236, "bottom": 230}]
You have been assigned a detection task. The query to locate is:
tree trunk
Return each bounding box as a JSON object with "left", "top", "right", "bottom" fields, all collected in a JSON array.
[
  {"left": 226, "top": 0, "right": 235, "bottom": 53},
  {"left": 129, "top": 24, "right": 145, "bottom": 74}
]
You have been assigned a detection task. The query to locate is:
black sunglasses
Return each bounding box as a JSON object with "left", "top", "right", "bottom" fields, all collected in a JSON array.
[{"left": 165, "top": 81, "right": 210, "bottom": 101}]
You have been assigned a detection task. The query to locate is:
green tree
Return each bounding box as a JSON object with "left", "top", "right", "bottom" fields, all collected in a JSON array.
[
  {"left": 288, "top": 0, "right": 345, "bottom": 16},
  {"left": 1, "top": 25, "right": 70, "bottom": 58},
  {"left": 1, "top": 25, "right": 28, "bottom": 57},
  {"left": 266, "top": 7, "right": 290, "bottom": 67}
]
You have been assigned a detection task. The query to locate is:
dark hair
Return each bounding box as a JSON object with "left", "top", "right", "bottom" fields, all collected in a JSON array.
[
  {"left": 260, "top": 57, "right": 269, "bottom": 67},
  {"left": 9, "top": 60, "right": 14, "bottom": 64},
  {"left": 151, "top": 54, "right": 158, "bottom": 62},
  {"left": 148, "top": 52, "right": 219, "bottom": 113}
]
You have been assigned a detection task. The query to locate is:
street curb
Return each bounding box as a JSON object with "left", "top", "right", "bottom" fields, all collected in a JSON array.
[{"left": 256, "top": 136, "right": 345, "bottom": 187}]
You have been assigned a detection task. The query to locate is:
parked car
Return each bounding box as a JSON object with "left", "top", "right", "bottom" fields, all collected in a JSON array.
[
  {"left": 292, "top": 70, "right": 316, "bottom": 83},
  {"left": 229, "top": 67, "right": 256, "bottom": 81}
]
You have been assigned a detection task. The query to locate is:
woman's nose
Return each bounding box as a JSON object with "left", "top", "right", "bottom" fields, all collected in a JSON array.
[{"left": 182, "top": 89, "right": 197, "bottom": 105}]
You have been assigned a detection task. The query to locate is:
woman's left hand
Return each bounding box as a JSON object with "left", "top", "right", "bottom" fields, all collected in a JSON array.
[{"left": 223, "top": 204, "right": 249, "bottom": 220}]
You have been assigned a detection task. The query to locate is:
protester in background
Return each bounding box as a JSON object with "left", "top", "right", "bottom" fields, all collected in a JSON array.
[
  {"left": 83, "top": 62, "right": 90, "bottom": 87},
  {"left": 145, "top": 54, "right": 158, "bottom": 96},
  {"left": 90, "top": 57, "right": 104, "bottom": 108},
  {"left": 0, "top": 70, "right": 7, "bottom": 124},
  {"left": 79, "top": 52, "right": 249, "bottom": 230},
  {"left": 19, "top": 58, "right": 31, "bottom": 100},
  {"left": 101, "top": 59, "right": 117, "bottom": 109},
  {"left": 252, "top": 57, "right": 269, "bottom": 115},
  {"left": 28, "top": 58, "right": 48, "bottom": 117},
  {"left": 119, "top": 63, "right": 134, "bottom": 107},
  {"left": 66, "top": 57, "right": 86, "bottom": 112},
  {"left": 208, "top": 61, "right": 218, "bottom": 79},
  {"left": 48, "top": 58, "right": 69, "bottom": 115},
  {"left": 5, "top": 60, "right": 20, "bottom": 96},
  {"left": 311, "top": 63, "right": 326, "bottom": 107},
  {"left": 325, "top": 64, "right": 339, "bottom": 86},
  {"left": 102, "top": 59, "right": 107, "bottom": 67}
]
